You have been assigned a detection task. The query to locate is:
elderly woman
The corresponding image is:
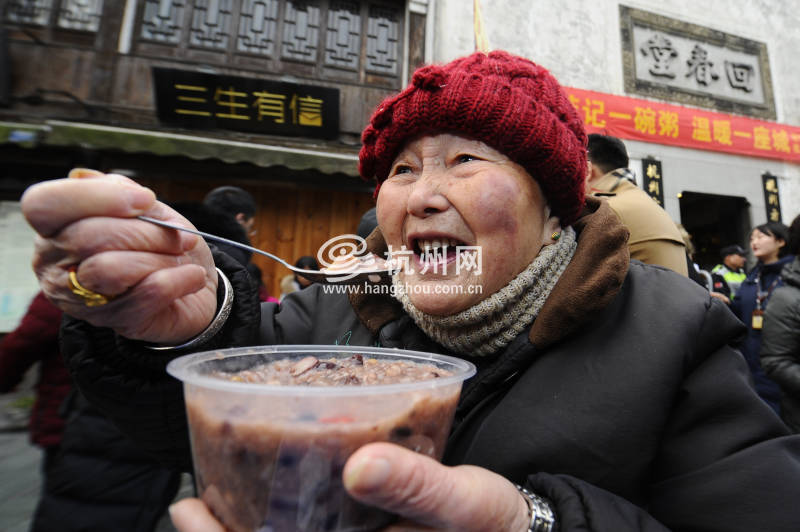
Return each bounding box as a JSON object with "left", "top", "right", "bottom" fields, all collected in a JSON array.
[{"left": 22, "top": 52, "right": 800, "bottom": 531}]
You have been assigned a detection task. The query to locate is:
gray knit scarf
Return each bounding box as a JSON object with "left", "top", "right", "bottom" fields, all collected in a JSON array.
[{"left": 392, "top": 227, "right": 577, "bottom": 357}]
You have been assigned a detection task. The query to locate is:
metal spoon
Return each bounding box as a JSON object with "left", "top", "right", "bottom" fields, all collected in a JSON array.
[{"left": 137, "top": 216, "right": 393, "bottom": 285}]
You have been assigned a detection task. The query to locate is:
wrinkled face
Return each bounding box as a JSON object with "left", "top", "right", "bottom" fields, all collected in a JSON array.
[
  {"left": 376, "top": 133, "right": 560, "bottom": 316},
  {"left": 750, "top": 229, "right": 784, "bottom": 263}
]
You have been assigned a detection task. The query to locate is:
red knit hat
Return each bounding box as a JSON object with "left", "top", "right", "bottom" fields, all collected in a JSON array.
[{"left": 359, "top": 51, "right": 587, "bottom": 225}]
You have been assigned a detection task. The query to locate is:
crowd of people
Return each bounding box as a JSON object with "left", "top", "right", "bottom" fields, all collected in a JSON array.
[{"left": 3, "top": 49, "right": 800, "bottom": 531}]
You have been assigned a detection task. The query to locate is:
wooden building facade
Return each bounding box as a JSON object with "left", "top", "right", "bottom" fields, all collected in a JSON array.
[{"left": 0, "top": 0, "right": 430, "bottom": 297}]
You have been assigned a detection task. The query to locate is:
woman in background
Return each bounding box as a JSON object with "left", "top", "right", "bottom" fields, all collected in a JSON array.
[
  {"left": 731, "top": 221, "right": 793, "bottom": 414},
  {"left": 279, "top": 256, "right": 319, "bottom": 301}
]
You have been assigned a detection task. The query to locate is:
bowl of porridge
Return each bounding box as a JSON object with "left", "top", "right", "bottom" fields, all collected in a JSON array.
[{"left": 167, "top": 345, "right": 475, "bottom": 532}]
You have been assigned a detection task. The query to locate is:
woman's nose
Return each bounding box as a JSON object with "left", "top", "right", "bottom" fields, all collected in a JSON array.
[{"left": 406, "top": 170, "right": 450, "bottom": 217}]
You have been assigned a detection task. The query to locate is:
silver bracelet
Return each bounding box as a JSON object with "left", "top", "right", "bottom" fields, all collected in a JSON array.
[
  {"left": 515, "top": 484, "right": 555, "bottom": 532},
  {"left": 146, "top": 268, "right": 233, "bottom": 351}
]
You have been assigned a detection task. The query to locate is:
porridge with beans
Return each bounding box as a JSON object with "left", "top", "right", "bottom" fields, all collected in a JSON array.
[
  {"left": 213, "top": 354, "right": 452, "bottom": 386},
  {"left": 185, "top": 354, "right": 462, "bottom": 532}
]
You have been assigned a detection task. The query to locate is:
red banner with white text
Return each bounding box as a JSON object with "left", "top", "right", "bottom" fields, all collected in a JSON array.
[{"left": 564, "top": 87, "right": 800, "bottom": 164}]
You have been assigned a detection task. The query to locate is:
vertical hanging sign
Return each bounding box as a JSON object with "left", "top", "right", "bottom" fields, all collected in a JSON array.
[
  {"left": 641, "top": 158, "right": 665, "bottom": 207},
  {"left": 761, "top": 173, "right": 783, "bottom": 222}
]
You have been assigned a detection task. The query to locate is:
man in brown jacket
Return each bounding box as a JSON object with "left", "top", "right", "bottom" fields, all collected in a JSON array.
[{"left": 586, "top": 134, "right": 688, "bottom": 276}]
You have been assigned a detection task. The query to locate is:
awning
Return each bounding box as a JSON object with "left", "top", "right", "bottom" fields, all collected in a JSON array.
[{"left": 1, "top": 119, "right": 360, "bottom": 176}]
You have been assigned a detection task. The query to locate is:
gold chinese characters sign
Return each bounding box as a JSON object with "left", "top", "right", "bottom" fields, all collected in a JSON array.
[
  {"left": 641, "top": 158, "right": 664, "bottom": 207},
  {"left": 761, "top": 173, "right": 782, "bottom": 223},
  {"left": 565, "top": 86, "right": 800, "bottom": 165},
  {"left": 152, "top": 68, "right": 339, "bottom": 139}
]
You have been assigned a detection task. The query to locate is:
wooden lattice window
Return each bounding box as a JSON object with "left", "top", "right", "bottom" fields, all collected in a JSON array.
[
  {"left": 134, "top": 0, "right": 404, "bottom": 88},
  {"left": 4, "top": 0, "right": 105, "bottom": 32}
]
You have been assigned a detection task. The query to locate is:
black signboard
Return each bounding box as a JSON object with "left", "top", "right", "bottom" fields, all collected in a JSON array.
[
  {"left": 761, "top": 172, "right": 783, "bottom": 223},
  {"left": 641, "top": 158, "right": 665, "bottom": 207},
  {"left": 152, "top": 67, "right": 339, "bottom": 139}
]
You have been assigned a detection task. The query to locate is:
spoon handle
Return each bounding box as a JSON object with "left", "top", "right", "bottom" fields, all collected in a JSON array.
[
  {"left": 137, "top": 215, "right": 294, "bottom": 270},
  {"left": 137, "top": 215, "right": 392, "bottom": 285}
]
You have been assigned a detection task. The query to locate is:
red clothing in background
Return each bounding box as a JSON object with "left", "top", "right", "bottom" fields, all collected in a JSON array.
[{"left": 0, "top": 292, "right": 72, "bottom": 448}]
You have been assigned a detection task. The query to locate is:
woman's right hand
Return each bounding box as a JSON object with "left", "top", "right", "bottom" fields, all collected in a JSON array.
[
  {"left": 21, "top": 170, "right": 219, "bottom": 345},
  {"left": 169, "top": 442, "right": 533, "bottom": 531}
]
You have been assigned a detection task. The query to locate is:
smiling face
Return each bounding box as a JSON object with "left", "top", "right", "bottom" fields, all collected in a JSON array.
[
  {"left": 750, "top": 228, "right": 785, "bottom": 264},
  {"left": 376, "top": 133, "right": 560, "bottom": 316}
]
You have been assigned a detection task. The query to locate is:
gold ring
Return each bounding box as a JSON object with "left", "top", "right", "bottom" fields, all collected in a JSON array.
[{"left": 68, "top": 266, "right": 112, "bottom": 307}]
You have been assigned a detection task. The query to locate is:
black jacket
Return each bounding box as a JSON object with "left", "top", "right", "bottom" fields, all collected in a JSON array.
[
  {"left": 62, "top": 199, "right": 800, "bottom": 531},
  {"left": 761, "top": 257, "right": 800, "bottom": 432},
  {"left": 30, "top": 391, "right": 181, "bottom": 532}
]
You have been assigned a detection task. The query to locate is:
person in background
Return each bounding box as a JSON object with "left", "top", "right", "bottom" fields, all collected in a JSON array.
[
  {"left": 711, "top": 245, "right": 748, "bottom": 300},
  {"left": 294, "top": 256, "right": 320, "bottom": 288},
  {"left": 280, "top": 256, "right": 320, "bottom": 301},
  {"left": 249, "top": 263, "right": 279, "bottom": 303},
  {"left": 0, "top": 291, "right": 71, "bottom": 486},
  {"left": 677, "top": 223, "right": 706, "bottom": 286},
  {"left": 169, "top": 201, "right": 276, "bottom": 302},
  {"left": 201, "top": 187, "right": 276, "bottom": 301},
  {"left": 170, "top": 201, "right": 252, "bottom": 267},
  {"left": 279, "top": 273, "right": 296, "bottom": 300},
  {"left": 1, "top": 291, "right": 180, "bottom": 531},
  {"left": 202, "top": 186, "right": 257, "bottom": 238},
  {"left": 21, "top": 50, "right": 800, "bottom": 532},
  {"left": 731, "top": 221, "right": 793, "bottom": 415},
  {"left": 586, "top": 134, "right": 688, "bottom": 276},
  {"left": 677, "top": 224, "right": 734, "bottom": 304},
  {"left": 761, "top": 214, "right": 800, "bottom": 432}
]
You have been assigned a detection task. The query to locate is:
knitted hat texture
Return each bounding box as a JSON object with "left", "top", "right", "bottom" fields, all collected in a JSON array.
[{"left": 359, "top": 51, "right": 587, "bottom": 225}]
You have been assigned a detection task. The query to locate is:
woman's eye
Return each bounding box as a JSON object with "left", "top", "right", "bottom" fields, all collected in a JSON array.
[
  {"left": 456, "top": 154, "right": 478, "bottom": 164},
  {"left": 390, "top": 164, "right": 412, "bottom": 176}
]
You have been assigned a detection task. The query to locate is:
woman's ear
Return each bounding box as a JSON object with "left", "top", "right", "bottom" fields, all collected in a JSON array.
[
  {"left": 541, "top": 214, "right": 562, "bottom": 246},
  {"left": 584, "top": 161, "right": 596, "bottom": 192}
]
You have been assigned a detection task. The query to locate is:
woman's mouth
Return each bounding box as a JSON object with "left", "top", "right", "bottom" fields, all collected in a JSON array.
[
  {"left": 406, "top": 236, "right": 472, "bottom": 274},
  {"left": 414, "top": 237, "right": 463, "bottom": 255}
]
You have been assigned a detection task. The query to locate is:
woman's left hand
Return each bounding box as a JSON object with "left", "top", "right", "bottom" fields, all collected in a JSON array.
[{"left": 170, "top": 442, "right": 531, "bottom": 531}]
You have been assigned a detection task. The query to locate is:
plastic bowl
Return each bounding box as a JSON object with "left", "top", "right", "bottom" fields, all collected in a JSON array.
[{"left": 167, "top": 345, "right": 475, "bottom": 532}]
